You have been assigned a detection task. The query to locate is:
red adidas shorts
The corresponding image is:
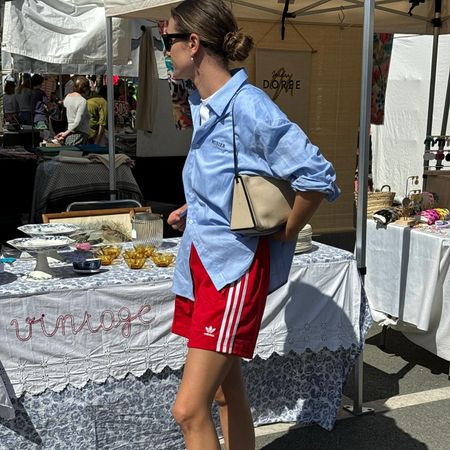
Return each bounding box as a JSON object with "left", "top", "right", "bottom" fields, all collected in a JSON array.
[{"left": 172, "top": 238, "right": 270, "bottom": 359}]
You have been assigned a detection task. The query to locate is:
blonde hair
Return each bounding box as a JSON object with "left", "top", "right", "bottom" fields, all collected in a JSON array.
[{"left": 171, "top": 0, "right": 253, "bottom": 66}]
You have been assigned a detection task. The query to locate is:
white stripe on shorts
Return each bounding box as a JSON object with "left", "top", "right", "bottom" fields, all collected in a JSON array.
[{"left": 216, "top": 270, "right": 250, "bottom": 354}]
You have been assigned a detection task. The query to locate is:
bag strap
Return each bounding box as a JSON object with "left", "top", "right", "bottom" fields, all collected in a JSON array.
[
  {"left": 230, "top": 91, "right": 244, "bottom": 181},
  {"left": 232, "top": 103, "right": 239, "bottom": 179}
]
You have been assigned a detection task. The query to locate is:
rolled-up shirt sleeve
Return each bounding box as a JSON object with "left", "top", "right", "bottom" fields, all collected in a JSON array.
[{"left": 249, "top": 95, "right": 340, "bottom": 202}]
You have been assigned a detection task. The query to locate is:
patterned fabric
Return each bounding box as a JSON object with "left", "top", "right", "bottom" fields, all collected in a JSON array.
[
  {"left": 0, "top": 240, "right": 363, "bottom": 397},
  {"left": 31, "top": 159, "right": 143, "bottom": 221},
  {"left": 0, "top": 295, "right": 371, "bottom": 449},
  {"left": 64, "top": 132, "right": 88, "bottom": 146},
  {"left": 0, "top": 241, "right": 353, "bottom": 307},
  {"left": 0, "top": 239, "right": 372, "bottom": 447},
  {"left": 158, "top": 20, "right": 194, "bottom": 130},
  {"left": 371, "top": 33, "right": 394, "bottom": 125},
  {"left": 165, "top": 58, "right": 194, "bottom": 130}
]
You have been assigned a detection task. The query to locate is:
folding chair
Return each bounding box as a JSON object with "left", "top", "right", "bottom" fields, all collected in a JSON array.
[{"left": 66, "top": 199, "right": 142, "bottom": 212}]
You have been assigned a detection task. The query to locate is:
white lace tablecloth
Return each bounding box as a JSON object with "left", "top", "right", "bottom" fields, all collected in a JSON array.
[{"left": 0, "top": 239, "right": 371, "bottom": 446}]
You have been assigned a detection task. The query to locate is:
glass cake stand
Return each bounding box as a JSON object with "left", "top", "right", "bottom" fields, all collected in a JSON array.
[{"left": 7, "top": 236, "right": 75, "bottom": 279}]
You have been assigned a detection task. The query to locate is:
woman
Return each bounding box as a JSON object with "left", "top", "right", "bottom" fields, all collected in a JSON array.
[
  {"left": 166, "top": 1, "right": 340, "bottom": 449},
  {"left": 16, "top": 76, "right": 32, "bottom": 126},
  {"left": 30, "top": 74, "right": 49, "bottom": 135},
  {"left": 3, "top": 80, "right": 19, "bottom": 126},
  {"left": 55, "top": 76, "right": 91, "bottom": 145},
  {"left": 87, "top": 85, "right": 108, "bottom": 145}
]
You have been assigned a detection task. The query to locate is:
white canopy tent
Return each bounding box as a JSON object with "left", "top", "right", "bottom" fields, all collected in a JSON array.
[
  {"left": 2, "top": 0, "right": 131, "bottom": 66},
  {"left": 103, "top": 0, "right": 450, "bottom": 416},
  {"left": 104, "top": 0, "right": 448, "bottom": 33}
]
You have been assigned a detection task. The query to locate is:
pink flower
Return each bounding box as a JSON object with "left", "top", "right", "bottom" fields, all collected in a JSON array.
[{"left": 75, "top": 243, "right": 92, "bottom": 251}]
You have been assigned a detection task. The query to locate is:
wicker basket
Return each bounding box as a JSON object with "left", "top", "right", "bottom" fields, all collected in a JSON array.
[{"left": 354, "top": 184, "right": 396, "bottom": 218}]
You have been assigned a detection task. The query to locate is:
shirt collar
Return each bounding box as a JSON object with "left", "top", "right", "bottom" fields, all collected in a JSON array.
[{"left": 189, "top": 68, "right": 248, "bottom": 117}]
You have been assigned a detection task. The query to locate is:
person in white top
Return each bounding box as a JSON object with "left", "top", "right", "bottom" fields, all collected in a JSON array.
[{"left": 56, "top": 76, "right": 91, "bottom": 146}]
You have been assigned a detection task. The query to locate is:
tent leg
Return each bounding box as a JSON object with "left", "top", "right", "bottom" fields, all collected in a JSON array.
[
  {"left": 423, "top": 1, "right": 443, "bottom": 184},
  {"left": 439, "top": 67, "right": 450, "bottom": 143},
  {"left": 344, "top": 355, "right": 374, "bottom": 416},
  {"left": 379, "top": 324, "right": 388, "bottom": 350},
  {"left": 106, "top": 15, "right": 117, "bottom": 200},
  {"left": 348, "top": 0, "right": 375, "bottom": 418}
]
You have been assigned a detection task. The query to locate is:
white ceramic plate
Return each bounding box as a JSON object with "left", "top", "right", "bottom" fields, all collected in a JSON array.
[
  {"left": 18, "top": 223, "right": 79, "bottom": 236},
  {"left": 7, "top": 236, "right": 75, "bottom": 252}
]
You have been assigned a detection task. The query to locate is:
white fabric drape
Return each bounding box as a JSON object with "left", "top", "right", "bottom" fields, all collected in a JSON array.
[
  {"left": 136, "top": 27, "right": 157, "bottom": 131},
  {"left": 3, "top": 0, "right": 131, "bottom": 65}
]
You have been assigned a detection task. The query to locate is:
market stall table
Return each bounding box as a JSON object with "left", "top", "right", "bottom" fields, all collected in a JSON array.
[
  {"left": 2, "top": 129, "right": 41, "bottom": 148},
  {"left": 0, "top": 239, "right": 371, "bottom": 449},
  {"left": 365, "top": 220, "right": 450, "bottom": 365}
]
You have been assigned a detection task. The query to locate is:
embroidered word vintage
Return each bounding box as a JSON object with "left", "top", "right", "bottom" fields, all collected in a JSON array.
[{"left": 10, "top": 304, "right": 154, "bottom": 341}]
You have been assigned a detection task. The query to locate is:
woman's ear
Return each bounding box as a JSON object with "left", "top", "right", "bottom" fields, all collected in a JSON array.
[{"left": 189, "top": 33, "right": 201, "bottom": 55}]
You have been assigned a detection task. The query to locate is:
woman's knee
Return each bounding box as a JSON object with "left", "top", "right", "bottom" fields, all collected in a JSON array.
[{"left": 172, "top": 397, "right": 199, "bottom": 428}]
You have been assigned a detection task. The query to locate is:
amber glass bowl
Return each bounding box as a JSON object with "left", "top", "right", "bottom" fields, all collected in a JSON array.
[
  {"left": 92, "top": 248, "right": 116, "bottom": 266},
  {"left": 123, "top": 254, "right": 147, "bottom": 269},
  {"left": 102, "top": 245, "right": 122, "bottom": 259},
  {"left": 133, "top": 244, "right": 156, "bottom": 258},
  {"left": 150, "top": 252, "right": 175, "bottom": 267}
]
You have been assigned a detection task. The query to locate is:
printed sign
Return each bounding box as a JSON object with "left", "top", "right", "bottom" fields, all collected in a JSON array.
[{"left": 256, "top": 49, "right": 312, "bottom": 131}]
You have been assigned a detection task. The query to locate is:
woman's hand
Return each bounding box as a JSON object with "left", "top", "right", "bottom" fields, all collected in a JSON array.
[
  {"left": 272, "top": 191, "right": 325, "bottom": 242},
  {"left": 55, "top": 131, "right": 69, "bottom": 143},
  {"left": 272, "top": 224, "right": 300, "bottom": 242},
  {"left": 168, "top": 205, "right": 188, "bottom": 232}
]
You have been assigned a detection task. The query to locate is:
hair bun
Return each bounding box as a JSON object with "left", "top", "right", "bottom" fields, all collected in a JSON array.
[{"left": 223, "top": 30, "right": 253, "bottom": 61}]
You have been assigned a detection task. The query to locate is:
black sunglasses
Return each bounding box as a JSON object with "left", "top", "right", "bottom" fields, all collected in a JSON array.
[{"left": 161, "top": 33, "right": 192, "bottom": 51}]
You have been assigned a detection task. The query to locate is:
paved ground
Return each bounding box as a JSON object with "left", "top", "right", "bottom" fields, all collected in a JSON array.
[
  {"left": 251, "top": 325, "right": 450, "bottom": 449},
  {"left": 250, "top": 230, "right": 450, "bottom": 449}
]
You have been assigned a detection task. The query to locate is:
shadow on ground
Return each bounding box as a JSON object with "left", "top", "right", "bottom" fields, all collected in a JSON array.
[
  {"left": 343, "top": 327, "right": 449, "bottom": 402},
  {"left": 257, "top": 412, "right": 428, "bottom": 450}
]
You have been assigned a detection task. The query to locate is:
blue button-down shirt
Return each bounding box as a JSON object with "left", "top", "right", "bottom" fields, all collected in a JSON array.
[{"left": 172, "top": 69, "right": 340, "bottom": 300}]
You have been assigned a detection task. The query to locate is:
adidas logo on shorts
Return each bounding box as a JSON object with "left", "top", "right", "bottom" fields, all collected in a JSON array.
[{"left": 204, "top": 326, "right": 216, "bottom": 337}]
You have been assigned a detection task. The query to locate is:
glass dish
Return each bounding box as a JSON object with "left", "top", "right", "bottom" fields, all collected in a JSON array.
[
  {"left": 150, "top": 252, "right": 175, "bottom": 267},
  {"left": 123, "top": 254, "right": 147, "bottom": 269},
  {"left": 7, "top": 236, "right": 75, "bottom": 252},
  {"left": 18, "top": 223, "right": 79, "bottom": 236}
]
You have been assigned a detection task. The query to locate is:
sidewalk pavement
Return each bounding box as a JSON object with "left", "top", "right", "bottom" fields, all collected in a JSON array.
[{"left": 253, "top": 325, "right": 450, "bottom": 449}]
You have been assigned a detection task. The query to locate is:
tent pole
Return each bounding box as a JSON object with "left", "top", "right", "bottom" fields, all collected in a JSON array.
[
  {"left": 343, "top": 0, "right": 374, "bottom": 417},
  {"left": 106, "top": 15, "right": 117, "bottom": 200},
  {"left": 423, "top": 0, "right": 442, "bottom": 185},
  {"left": 440, "top": 67, "right": 450, "bottom": 141}
]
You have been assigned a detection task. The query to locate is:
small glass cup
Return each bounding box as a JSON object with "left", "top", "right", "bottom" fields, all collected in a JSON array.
[
  {"left": 133, "top": 244, "right": 155, "bottom": 257},
  {"left": 93, "top": 248, "right": 116, "bottom": 265},
  {"left": 123, "top": 254, "right": 147, "bottom": 269},
  {"left": 150, "top": 252, "right": 175, "bottom": 267},
  {"left": 102, "top": 245, "right": 121, "bottom": 259}
]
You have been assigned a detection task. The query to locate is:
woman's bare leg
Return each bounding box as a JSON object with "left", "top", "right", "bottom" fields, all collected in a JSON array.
[
  {"left": 214, "top": 358, "right": 255, "bottom": 450},
  {"left": 172, "top": 348, "right": 238, "bottom": 450}
]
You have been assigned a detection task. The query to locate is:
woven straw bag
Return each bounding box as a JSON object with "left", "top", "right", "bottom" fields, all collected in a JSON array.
[{"left": 354, "top": 184, "right": 396, "bottom": 218}]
